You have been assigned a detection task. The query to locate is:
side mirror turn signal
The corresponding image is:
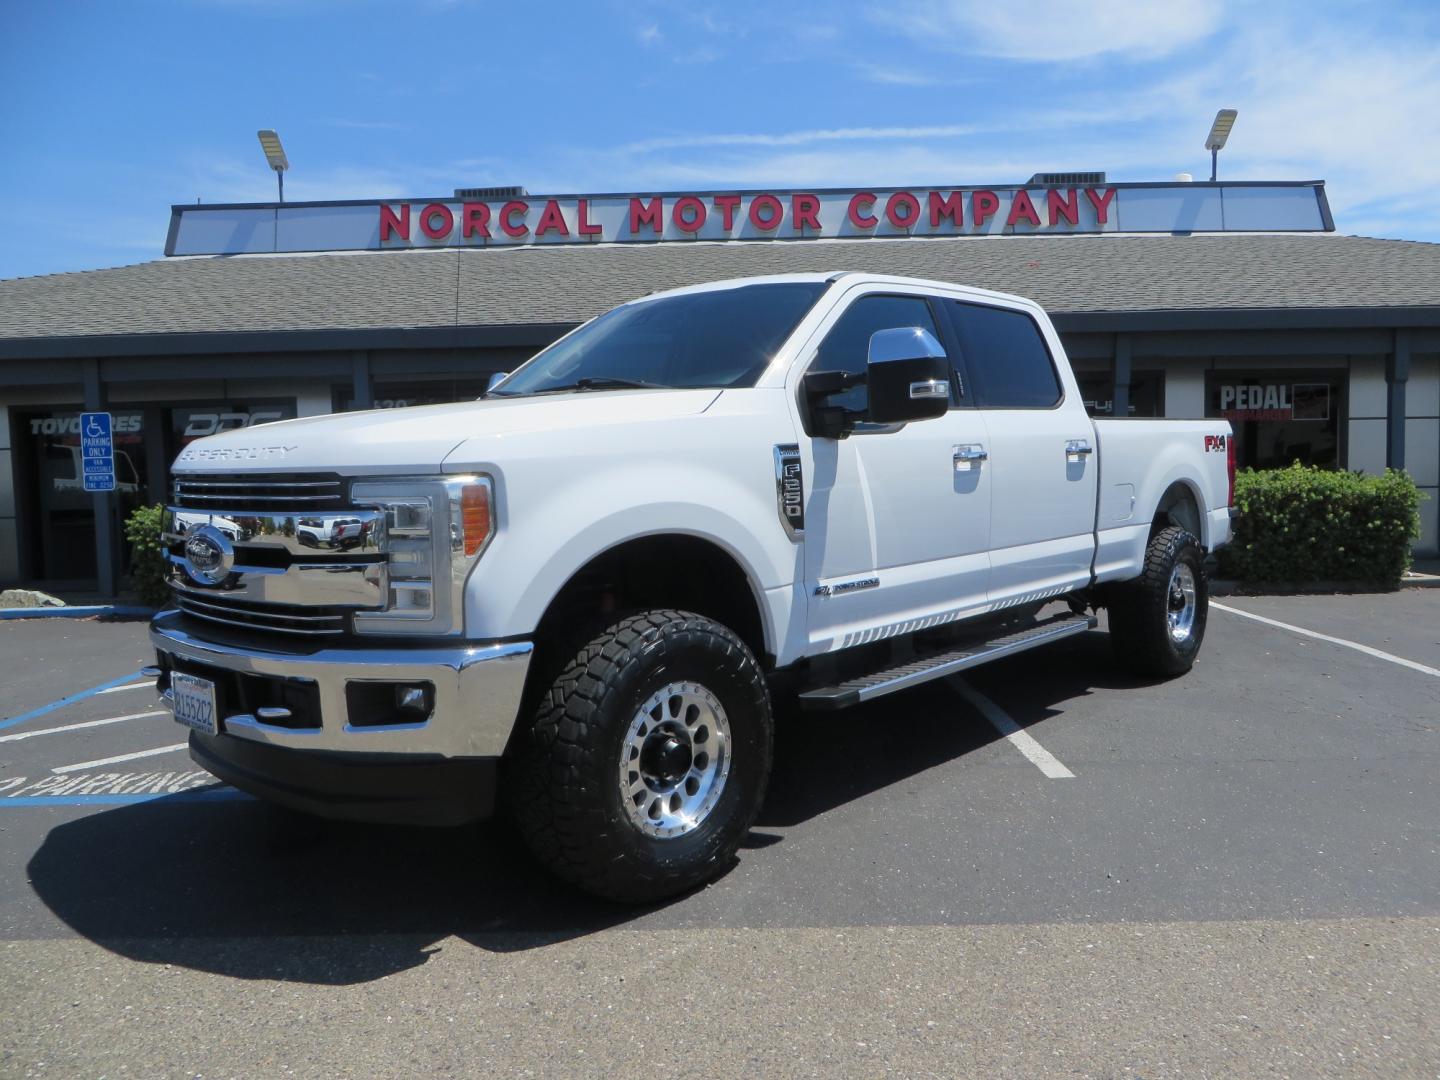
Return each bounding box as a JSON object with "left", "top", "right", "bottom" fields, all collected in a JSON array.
[{"left": 865, "top": 327, "right": 951, "bottom": 425}]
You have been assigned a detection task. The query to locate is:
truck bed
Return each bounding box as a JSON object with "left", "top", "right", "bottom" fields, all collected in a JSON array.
[{"left": 1090, "top": 417, "right": 1233, "bottom": 584}]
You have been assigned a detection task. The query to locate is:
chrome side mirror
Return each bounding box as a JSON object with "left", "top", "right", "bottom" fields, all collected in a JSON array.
[
  {"left": 866, "top": 327, "right": 950, "bottom": 424},
  {"left": 484, "top": 371, "right": 508, "bottom": 396}
]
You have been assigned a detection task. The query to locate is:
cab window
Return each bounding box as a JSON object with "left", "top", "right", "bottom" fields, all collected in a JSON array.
[
  {"left": 811, "top": 294, "right": 943, "bottom": 413},
  {"left": 948, "top": 301, "right": 1061, "bottom": 409}
]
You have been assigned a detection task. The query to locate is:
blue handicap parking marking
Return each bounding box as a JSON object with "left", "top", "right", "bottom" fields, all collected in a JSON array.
[
  {"left": 80, "top": 411, "right": 115, "bottom": 492},
  {"left": 0, "top": 670, "right": 146, "bottom": 731},
  {"left": 1, "top": 788, "right": 251, "bottom": 808}
]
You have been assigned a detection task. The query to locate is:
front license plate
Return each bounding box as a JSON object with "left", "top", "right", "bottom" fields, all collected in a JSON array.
[{"left": 170, "top": 672, "right": 219, "bottom": 736}]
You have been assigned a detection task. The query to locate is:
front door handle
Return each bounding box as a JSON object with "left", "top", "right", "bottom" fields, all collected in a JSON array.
[
  {"left": 1065, "top": 440, "right": 1093, "bottom": 459},
  {"left": 954, "top": 445, "right": 988, "bottom": 471}
]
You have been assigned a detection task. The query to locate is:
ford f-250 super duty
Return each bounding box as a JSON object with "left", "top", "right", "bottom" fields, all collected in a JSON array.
[{"left": 149, "top": 272, "right": 1235, "bottom": 902}]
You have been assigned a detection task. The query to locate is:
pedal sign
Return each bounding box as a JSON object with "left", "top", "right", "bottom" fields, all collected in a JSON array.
[{"left": 80, "top": 412, "right": 116, "bottom": 493}]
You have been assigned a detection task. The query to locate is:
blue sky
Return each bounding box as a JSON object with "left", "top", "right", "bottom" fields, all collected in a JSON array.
[{"left": 2, "top": 0, "right": 1439, "bottom": 280}]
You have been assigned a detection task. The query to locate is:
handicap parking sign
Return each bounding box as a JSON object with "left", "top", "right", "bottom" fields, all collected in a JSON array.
[{"left": 80, "top": 412, "right": 116, "bottom": 493}]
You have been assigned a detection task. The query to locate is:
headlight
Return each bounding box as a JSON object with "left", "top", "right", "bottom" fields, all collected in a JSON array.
[{"left": 349, "top": 476, "right": 493, "bottom": 636}]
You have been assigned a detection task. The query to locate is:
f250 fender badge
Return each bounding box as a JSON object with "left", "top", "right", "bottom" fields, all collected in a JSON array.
[
  {"left": 774, "top": 444, "right": 804, "bottom": 539},
  {"left": 815, "top": 577, "right": 880, "bottom": 597}
]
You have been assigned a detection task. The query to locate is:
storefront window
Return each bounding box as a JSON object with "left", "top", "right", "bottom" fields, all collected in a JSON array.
[
  {"left": 1077, "top": 371, "right": 1165, "bottom": 417},
  {"left": 1207, "top": 373, "right": 1344, "bottom": 469},
  {"left": 334, "top": 377, "right": 501, "bottom": 412},
  {"left": 18, "top": 409, "right": 149, "bottom": 581},
  {"left": 13, "top": 400, "right": 296, "bottom": 584},
  {"left": 165, "top": 401, "right": 295, "bottom": 460}
]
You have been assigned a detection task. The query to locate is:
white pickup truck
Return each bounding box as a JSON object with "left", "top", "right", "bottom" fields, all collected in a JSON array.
[{"left": 149, "top": 272, "right": 1235, "bottom": 902}]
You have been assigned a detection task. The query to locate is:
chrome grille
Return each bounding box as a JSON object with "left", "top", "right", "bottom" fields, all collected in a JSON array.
[
  {"left": 175, "top": 592, "right": 348, "bottom": 637},
  {"left": 173, "top": 473, "right": 345, "bottom": 513}
]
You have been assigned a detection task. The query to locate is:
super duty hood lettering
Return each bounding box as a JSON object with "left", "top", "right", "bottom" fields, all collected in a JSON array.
[{"left": 178, "top": 445, "right": 298, "bottom": 463}]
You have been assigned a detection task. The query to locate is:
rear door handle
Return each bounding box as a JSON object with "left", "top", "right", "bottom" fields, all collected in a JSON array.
[{"left": 1065, "top": 440, "right": 1093, "bottom": 459}]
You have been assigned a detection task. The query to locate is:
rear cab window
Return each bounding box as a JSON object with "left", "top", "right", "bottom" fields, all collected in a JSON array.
[{"left": 947, "top": 301, "right": 1062, "bottom": 409}]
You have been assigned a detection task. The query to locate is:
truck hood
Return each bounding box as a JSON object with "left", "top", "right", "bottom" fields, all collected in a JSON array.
[{"left": 173, "top": 389, "right": 723, "bottom": 473}]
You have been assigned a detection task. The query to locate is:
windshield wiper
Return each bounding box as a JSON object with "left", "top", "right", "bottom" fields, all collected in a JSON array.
[{"left": 540, "top": 376, "right": 670, "bottom": 393}]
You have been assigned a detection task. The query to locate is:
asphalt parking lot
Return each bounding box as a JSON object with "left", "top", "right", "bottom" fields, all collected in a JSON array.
[{"left": 2, "top": 592, "right": 1438, "bottom": 1078}]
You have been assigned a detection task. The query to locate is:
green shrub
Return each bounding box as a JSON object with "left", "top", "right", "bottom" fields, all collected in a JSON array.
[
  {"left": 124, "top": 503, "right": 171, "bottom": 607},
  {"left": 1217, "top": 464, "right": 1423, "bottom": 586}
]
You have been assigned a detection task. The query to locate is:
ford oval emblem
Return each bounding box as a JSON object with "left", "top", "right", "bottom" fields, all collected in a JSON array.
[{"left": 182, "top": 525, "right": 235, "bottom": 586}]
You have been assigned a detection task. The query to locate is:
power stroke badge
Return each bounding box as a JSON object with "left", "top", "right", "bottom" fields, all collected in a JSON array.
[{"left": 773, "top": 444, "right": 804, "bottom": 539}]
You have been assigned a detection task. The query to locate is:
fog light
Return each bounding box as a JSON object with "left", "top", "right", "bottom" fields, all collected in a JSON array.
[
  {"left": 396, "top": 684, "right": 432, "bottom": 718},
  {"left": 345, "top": 680, "right": 435, "bottom": 727}
]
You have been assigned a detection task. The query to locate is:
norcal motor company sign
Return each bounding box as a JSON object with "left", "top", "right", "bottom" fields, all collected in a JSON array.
[
  {"left": 164, "top": 182, "right": 1332, "bottom": 255},
  {"left": 376, "top": 186, "right": 1118, "bottom": 247}
]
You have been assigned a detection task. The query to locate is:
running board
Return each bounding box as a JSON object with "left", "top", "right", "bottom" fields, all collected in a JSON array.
[{"left": 798, "top": 613, "right": 1097, "bottom": 711}]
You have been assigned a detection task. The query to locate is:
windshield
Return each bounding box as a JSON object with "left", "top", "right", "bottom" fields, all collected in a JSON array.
[{"left": 492, "top": 281, "right": 828, "bottom": 396}]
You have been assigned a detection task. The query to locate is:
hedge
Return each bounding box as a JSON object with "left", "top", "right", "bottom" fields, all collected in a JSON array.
[
  {"left": 124, "top": 503, "right": 171, "bottom": 607},
  {"left": 1217, "top": 464, "right": 1423, "bottom": 586}
]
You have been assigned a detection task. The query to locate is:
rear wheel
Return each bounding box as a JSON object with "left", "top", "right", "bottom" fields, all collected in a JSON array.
[
  {"left": 1108, "top": 525, "right": 1208, "bottom": 677},
  {"left": 508, "top": 609, "right": 773, "bottom": 903}
]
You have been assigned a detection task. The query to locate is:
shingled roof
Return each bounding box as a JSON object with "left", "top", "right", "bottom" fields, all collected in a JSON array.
[{"left": 2, "top": 232, "right": 1439, "bottom": 349}]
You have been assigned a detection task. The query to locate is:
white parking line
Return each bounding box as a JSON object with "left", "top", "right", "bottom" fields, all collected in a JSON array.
[
  {"left": 949, "top": 677, "right": 1075, "bottom": 778},
  {"left": 53, "top": 743, "right": 189, "bottom": 774},
  {"left": 0, "top": 710, "right": 166, "bottom": 743},
  {"left": 1211, "top": 602, "right": 1440, "bottom": 678},
  {"left": 96, "top": 681, "right": 155, "bottom": 695}
]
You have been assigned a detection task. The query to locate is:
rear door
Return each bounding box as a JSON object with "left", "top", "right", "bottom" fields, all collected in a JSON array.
[{"left": 941, "top": 298, "right": 1098, "bottom": 608}]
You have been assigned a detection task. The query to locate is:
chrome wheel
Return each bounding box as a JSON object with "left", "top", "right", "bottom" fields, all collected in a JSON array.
[
  {"left": 618, "top": 681, "right": 731, "bottom": 839},
  {"left": 1167, "top": 562, "right": 1198, "bottom": 644}
]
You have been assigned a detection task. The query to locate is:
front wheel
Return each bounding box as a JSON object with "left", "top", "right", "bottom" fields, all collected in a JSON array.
[
  {"left": 1107, "top": 525, "right": 1208, "bottom": 677},
  {"left": 508, "top": 609, "right": 773, "bottom": 904}
]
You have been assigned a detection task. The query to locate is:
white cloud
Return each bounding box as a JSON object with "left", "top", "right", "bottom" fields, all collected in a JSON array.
[
  {"left": 637, "top": 23, "right": 662, "bottom": 46},
  {"left": 323, "top": 118, "right": 404, "bottom": 131},
  {"left": 672, "top": 45, "right": 720, "bottom": 65},
  {"left": 852, "top": 62, "right": 951, "bottom": 86},
  {"left": 628, "top": 146, "right": 1036, "bottom": 189},
  {"left": 887, "top": 0, "right": 1223, "bottom": 62},
  {"left": 1223, "top": 26, "right": 1440, "bottom": 208},
  {"left": 1083, "top": 12, "right": 1440, "bottom": 236},
  {"left": 535, "top": 140, "right": 1041, "bottom": 194},
  {"left": 177, "top": 154, "right": 511, "bottom": 205},
  {"left": 622, "top": 125, "right": 981, "bottom": 153},
  {"left": 156, "top": 5, "right": 1440, "bottom": 249},
  {"left": 690, "top": 11, "right": 749, "bottom": 38}
]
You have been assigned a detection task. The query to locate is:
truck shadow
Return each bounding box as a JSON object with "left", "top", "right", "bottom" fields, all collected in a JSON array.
[
  {"left": 758, "top": 628, "right": 1150, "bottom": 828},
  {"left": 26, "top": 629, "right": 1155, "bottom": 986},
  {"left": 25, "top": 800, "right": 634, "bottom": 985}
]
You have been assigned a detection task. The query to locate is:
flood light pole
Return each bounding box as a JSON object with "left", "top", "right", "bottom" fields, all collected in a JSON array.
[
  {"left": 257, "top": 129, "right": 290, "bottom": 202},
  {"left": 1205, "top": 109, "right": 1238, "bottom": 182}
]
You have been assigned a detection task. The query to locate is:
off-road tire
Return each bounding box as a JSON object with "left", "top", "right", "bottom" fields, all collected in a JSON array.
[
  {"left": 508, "top": 609, "right": 773, "bottom": 904},
  {"left": 1108, "top": 525, "right": 1208, "bottom": 677}
]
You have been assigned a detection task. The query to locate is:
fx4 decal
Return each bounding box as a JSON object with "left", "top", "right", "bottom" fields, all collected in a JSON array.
[{"left": 1204, "top": 434, "right": 1228, "bottom": 453}]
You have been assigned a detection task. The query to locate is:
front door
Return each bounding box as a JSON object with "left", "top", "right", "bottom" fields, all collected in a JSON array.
[{"left": 799, "top": 289, "right": 992, "bottom": 653}]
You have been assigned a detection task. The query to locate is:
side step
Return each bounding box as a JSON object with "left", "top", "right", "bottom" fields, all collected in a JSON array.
[{"left": 798, "top": 612, "right": 1097, "bottom": 711}]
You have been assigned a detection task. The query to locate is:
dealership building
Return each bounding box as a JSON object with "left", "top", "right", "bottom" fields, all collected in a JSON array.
[{"left": 1, "top": 176, "right": 1437, "bottom": 594}]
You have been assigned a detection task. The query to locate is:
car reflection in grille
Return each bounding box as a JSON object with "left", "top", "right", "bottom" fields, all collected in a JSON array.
[
  {"left": 175, "top": 592, "right": 348, "bottom": 636},
  {"left": 172, "top": 473, "right": 345, "bottom": 513}
]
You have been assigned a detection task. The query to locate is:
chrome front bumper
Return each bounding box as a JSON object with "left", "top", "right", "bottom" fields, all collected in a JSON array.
[{"left": 149, "top": 612, "right": 532, "bottom": 758}]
